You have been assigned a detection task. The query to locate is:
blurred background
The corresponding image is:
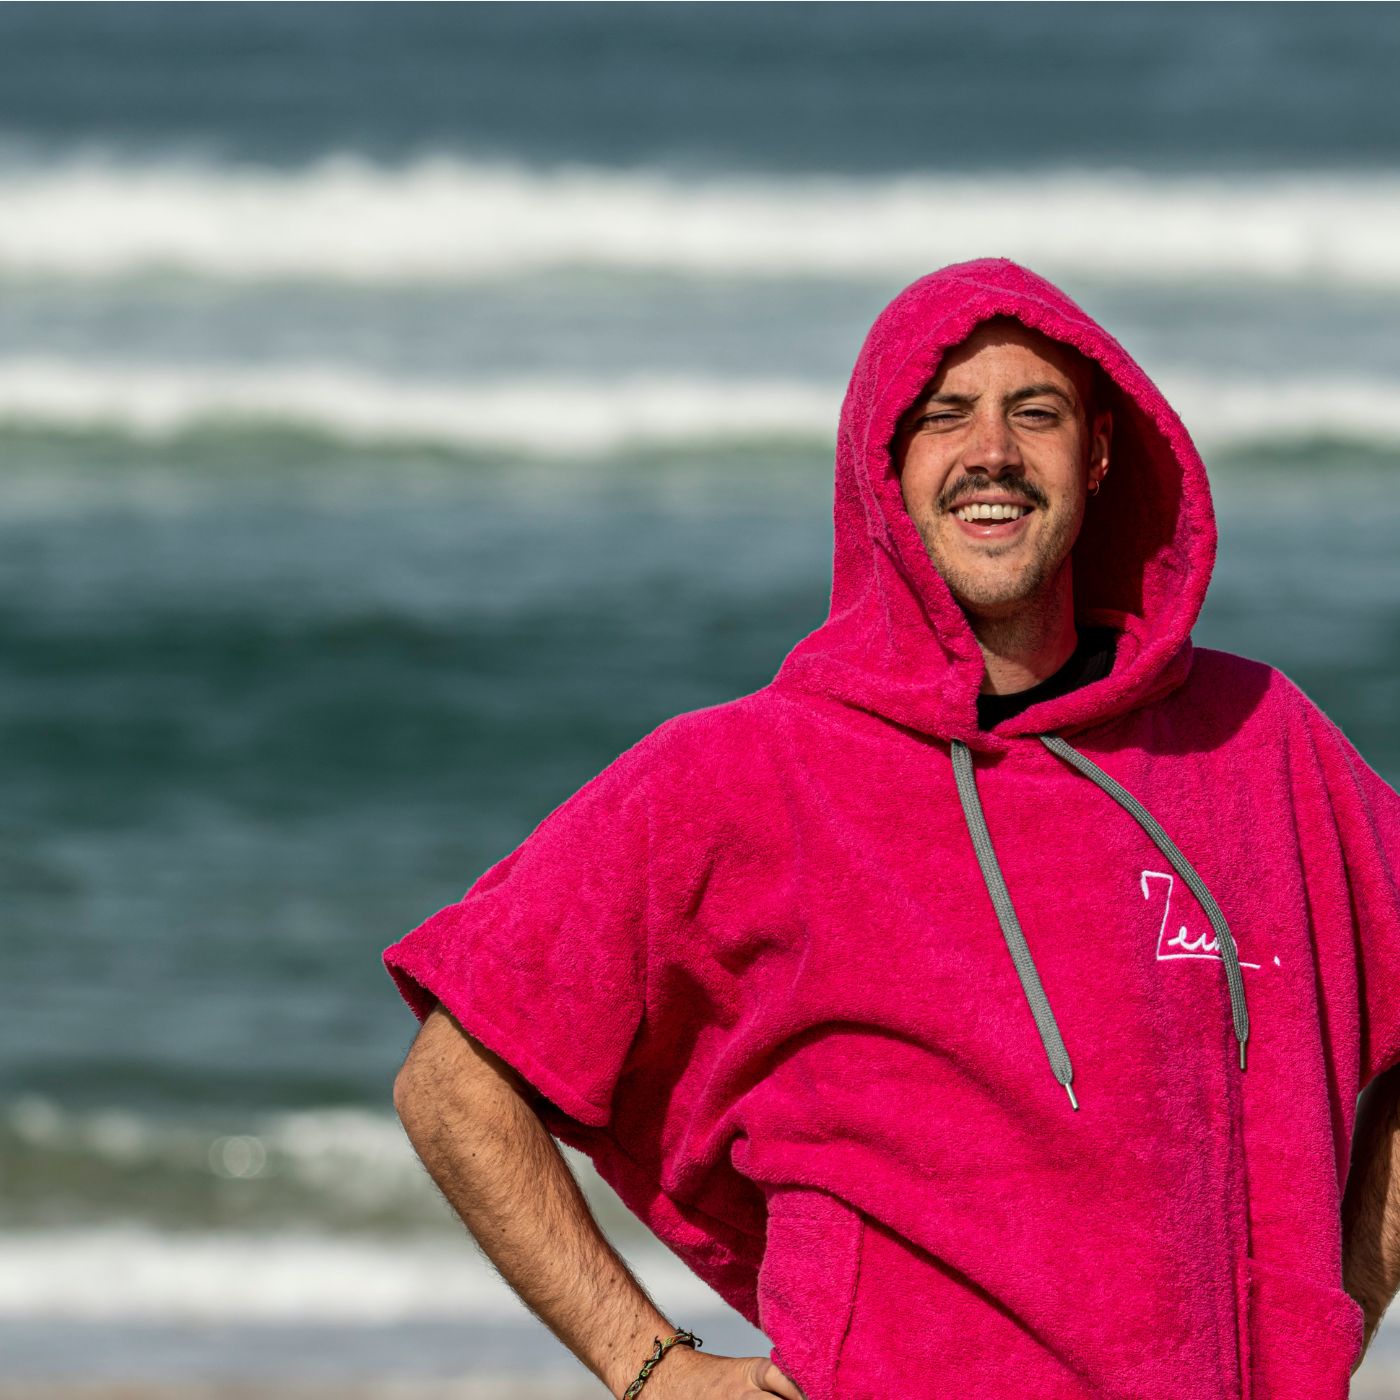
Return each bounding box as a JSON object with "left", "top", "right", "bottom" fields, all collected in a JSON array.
[{"left": 2, "top": 3, "right": 1400, "bottom": 1395}]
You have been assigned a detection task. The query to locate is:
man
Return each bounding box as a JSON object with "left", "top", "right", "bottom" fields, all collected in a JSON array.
[{"left": 386, "top": 258, "right": 1400, "bottom": 1399}]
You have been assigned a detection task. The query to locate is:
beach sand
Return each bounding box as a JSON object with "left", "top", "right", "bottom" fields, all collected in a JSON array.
[
  {"left": 6, "top": 1362, "right": 1400, "bottom": 1399},
  {"left": 0, "top": 1383, "right": 602, "bottom": 1400}
]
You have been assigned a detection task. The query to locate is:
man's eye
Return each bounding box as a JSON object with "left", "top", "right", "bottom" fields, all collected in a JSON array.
[
  {"left": 1018, "top": 407, "right": 1058, "bottom": 423},
  {"left": 917, "top": 412, "right": 959, "bottom": 427}
]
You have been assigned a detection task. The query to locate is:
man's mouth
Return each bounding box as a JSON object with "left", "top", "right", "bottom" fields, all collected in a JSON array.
[
  {"left": 951, "top": 502, "right": 1033, "bottom": 522},
  {"left": 948, "top": 499, "right": 1036, "bottom": 538}
]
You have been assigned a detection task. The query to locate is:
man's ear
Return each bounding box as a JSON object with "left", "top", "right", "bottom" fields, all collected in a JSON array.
[{"left": 1091, "top": 408, "right": 1113, "bottom": 475}]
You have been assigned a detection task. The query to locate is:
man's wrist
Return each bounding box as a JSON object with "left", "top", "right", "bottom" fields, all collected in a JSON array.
[
  {"left": 604, "top": 1316, "right": 691, "bottom": 1394},
  {"left": 624, "top": 1338, "right": 705, "bottom": 1400}
]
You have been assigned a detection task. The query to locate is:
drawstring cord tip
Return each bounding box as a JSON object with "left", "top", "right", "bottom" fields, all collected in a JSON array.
[
  {"left": 1239, "top": 1040, "right": 1247, "bottom": 1072},
  {"left": 1065, "top": 1082, "right": 1079, "bottom": 1111}
]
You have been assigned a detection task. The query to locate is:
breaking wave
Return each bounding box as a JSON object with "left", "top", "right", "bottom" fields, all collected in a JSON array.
[
  {"left": 0, "top": 356, "right": 1396, "bottom": 456},
  {"left": 4, "top": 155, "right": 1400, "bottom": 287},
  {"left": 0, "top": 1224, "right": 715, "bottom": 1321}
]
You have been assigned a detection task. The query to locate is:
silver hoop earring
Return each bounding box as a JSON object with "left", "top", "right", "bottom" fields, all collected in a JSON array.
[{"left": 1088, "top": 479, "right": 1102, "bottom": 497}]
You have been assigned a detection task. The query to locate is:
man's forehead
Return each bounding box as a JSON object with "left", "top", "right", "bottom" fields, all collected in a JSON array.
[{"left": 914, "top": 317, "right": 1096, "bottom": 405}]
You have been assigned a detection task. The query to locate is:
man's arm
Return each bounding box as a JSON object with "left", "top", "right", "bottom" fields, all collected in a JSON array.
[
  {"left": 392, "top": 1003, "right": 805, "bottom": 1400},
  {"left": 1343, "top": 1062, "right": 1400, "bottom": 1371}
]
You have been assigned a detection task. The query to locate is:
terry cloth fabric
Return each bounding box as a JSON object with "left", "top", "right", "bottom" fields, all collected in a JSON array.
[
  {"left": 382, "top": 258, "right": 1400, "bottom": 1400},
  {"left": 977, "top": 623, "right": 1119, "bottom": 730}
]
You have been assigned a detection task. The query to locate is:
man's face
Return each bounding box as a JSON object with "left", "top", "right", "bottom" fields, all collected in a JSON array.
[{"left": 895, "top": 319, "right": 1111, "bottom": 622}]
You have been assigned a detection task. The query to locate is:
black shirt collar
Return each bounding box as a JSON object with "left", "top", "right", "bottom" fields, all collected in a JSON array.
[{"left": 976, "top": 625, "right": 1119, "bottom": 730}]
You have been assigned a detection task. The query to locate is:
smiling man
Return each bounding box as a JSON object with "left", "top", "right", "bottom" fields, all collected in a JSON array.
[
  {"left": 894, "top": 315, "right": 1114, "bottom": 712},
  {"left": 385, "top": 259, "right": 1400, "bottom": 1400}
]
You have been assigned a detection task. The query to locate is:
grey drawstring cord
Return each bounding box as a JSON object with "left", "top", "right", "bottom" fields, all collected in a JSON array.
[
  {"left": 950, "top": 736, "right": 1080, "bottom": 1109},
  {"left": 1037, "top": 733, "right": 1251, "bottom": 1072},
  {"left": 949, "top": 733, "right": 1250, "bottom": 1111}
]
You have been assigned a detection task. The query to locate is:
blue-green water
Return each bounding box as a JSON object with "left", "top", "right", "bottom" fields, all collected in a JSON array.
[{"left": 2, "top": 1, "right": 1400, "bottom": 1384}]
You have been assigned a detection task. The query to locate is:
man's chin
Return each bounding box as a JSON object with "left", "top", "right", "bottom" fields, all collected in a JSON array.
[{"left": 942, "top": 569, "right": 1045, "bottom": 616}]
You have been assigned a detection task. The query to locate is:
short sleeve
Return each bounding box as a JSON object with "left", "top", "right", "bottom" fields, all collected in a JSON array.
[
  {"left": 382, "top": 745, "right": 653, "bottom": 1130},
  {"left": 1294, "top": 691, "right": 1400, "bottom": 1091}
]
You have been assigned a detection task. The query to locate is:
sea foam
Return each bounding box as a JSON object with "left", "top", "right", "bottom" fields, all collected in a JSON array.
[
  {"left": 0, "top": 355, "right": 1396, "bottom": 456},
  {"left": 0, "top": 1224, "right": 719, "bottom": 1321},
  {"left": 3, "top": 154, "right": 1400, "bottom": 287}
]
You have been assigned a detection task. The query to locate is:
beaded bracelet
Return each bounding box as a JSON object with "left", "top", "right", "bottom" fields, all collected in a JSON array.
[{"left": 621, "top": 1328, "right": 702, "bottom": 1398}]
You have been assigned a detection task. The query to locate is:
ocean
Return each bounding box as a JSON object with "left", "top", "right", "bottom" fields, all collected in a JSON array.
[{"left": 2, "top": 2, "right": 1399, "bottom": 1389}]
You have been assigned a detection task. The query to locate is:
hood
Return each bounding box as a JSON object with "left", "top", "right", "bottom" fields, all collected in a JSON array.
[
  {"left": 773, "top": 259, "right": 1247, "bottom": 1107},
  {"left": 773, "top": 256, "right": 1218, "bottom": 757}
]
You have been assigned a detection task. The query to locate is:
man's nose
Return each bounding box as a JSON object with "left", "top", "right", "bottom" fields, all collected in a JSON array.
[{"left": 963, "top": 411, "right": 1020, "bottom": 471}]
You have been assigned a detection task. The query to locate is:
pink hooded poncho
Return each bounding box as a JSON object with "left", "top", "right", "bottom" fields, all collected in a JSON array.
[{"left": 383, "top": 259, "right": 1400, "bottom": 1399}]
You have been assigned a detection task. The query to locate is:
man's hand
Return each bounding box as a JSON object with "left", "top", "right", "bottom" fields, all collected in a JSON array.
[{"left": 641, "top": 1346, "right": 808, "bottom": 1400}]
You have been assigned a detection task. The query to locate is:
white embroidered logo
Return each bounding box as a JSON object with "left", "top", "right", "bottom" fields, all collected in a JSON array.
[{"left": 1140, "top": 869, "right": 1271, "bottom": 968}]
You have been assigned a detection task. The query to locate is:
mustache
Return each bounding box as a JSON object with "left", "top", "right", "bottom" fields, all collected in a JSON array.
[{"left": 940, "top": 480, "right": 1047, "bottom": 512}]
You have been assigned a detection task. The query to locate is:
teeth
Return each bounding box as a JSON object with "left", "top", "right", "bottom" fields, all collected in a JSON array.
[{"left": 954, "top": 503, "right": 1030, "bottom": 521}]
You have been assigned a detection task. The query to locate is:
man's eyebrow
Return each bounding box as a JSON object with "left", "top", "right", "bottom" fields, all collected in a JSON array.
[
  {"left": 910, "top": 383, "right": 1077, "bottom": 411},
  {"left": 1005, "top": 382, "right": 1076, "bottom": 407},
  {"left": 917, "top": 391, "right": 977, "bottom": 408}
]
